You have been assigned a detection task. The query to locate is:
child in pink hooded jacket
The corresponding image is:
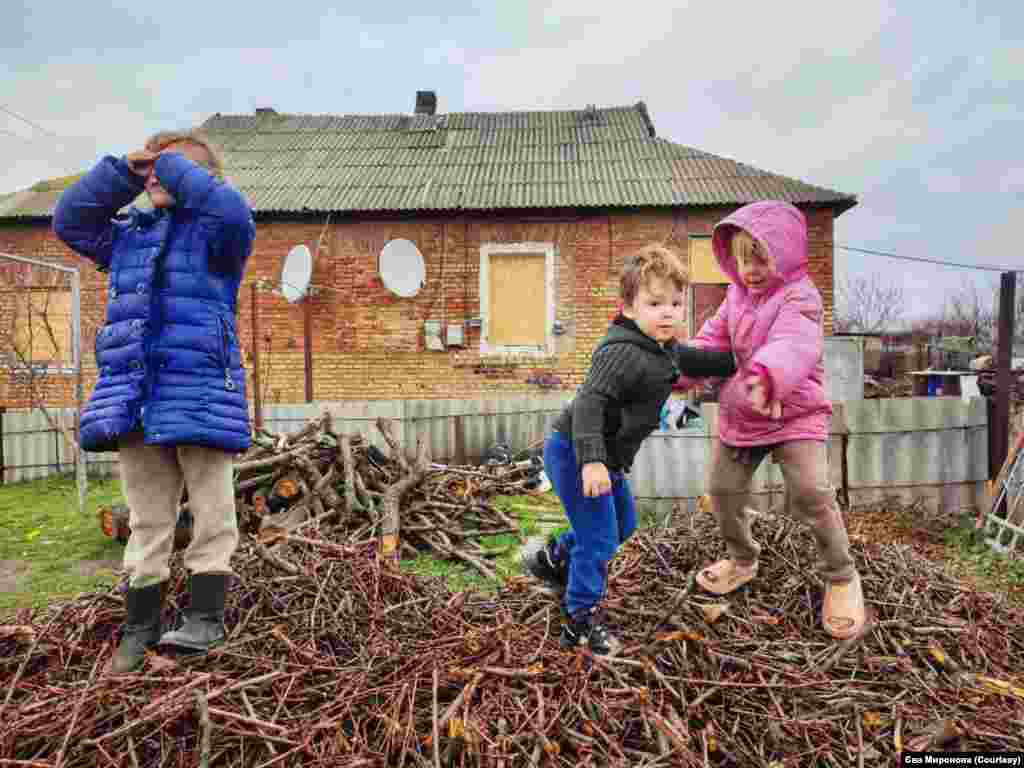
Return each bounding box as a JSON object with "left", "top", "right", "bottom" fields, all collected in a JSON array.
[{"left": 677, "top": 201, "right": 866, "bottom": 639}]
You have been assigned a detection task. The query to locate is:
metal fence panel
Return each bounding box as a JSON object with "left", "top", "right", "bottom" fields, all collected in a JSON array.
[
  {"left": 1, "top": 408, "right": 117, "bottom": 484},
  {"left": 823, "top": 337, "right": 864, "bottom": 402},
  {"left": 0, "top": 396, "right": 993, "bottom": 518}
]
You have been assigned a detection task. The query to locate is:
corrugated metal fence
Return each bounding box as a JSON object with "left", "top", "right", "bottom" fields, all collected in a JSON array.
[
  {"left": 0, "top": 396, "right": 990, "bottom": 519},
  {"left": 0, "top": 408, "right": 120, "bottom": 483},
  {"left": 631, "top": 396, "right": 990, "bottom": 519},
  {"left": 259, "top": 394, "right": 574, "bottom": 465},
  {"left": 0, "top": 395, "right": 574, "bottom": 485}
]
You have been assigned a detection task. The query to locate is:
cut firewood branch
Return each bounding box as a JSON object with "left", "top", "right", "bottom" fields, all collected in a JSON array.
[
  {"left": 379, "top": 437, "right": 430, "bottom": 561},
  {"left": 376, "top": 417, "right": 410, "bottom": 474}
]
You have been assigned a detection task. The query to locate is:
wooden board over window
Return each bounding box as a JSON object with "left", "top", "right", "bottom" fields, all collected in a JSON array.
[
  {"left": 12, "top": 289, "right": 72, "bottom": 364},
  {"left": 488, "top": 253, "right": 546, "bottom": 346},
  {"left": 689, "top": 236, "right": 730, "bottom": 284}
]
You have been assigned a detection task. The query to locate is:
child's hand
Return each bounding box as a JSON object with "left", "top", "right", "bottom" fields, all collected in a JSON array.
[
  {"left": 126, "top": 150, "right": 159, "bottom": 178},
  {"left": 745, "top": 375, "right": 782, "bottom": 419},
  {"left": 582, "top": 462, "right": 611, "bottom": 497}
]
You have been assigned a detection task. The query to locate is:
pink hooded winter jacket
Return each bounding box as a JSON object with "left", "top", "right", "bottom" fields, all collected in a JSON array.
[{"left": 677, "top": 201, "right": 832, "bottom": 446}]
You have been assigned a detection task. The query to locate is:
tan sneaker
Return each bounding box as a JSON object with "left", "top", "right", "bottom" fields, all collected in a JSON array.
[
  {"left": 822, "top": 572, "right": 866, "bottom": 640},
  {"left": 696, "top": 559, "right": 758, "bottom": 596}
]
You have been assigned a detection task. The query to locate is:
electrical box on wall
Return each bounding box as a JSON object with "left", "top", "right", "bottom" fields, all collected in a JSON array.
[
  {"left": 424, "top": 320, "right": 445, "bottom": 351},
  {"left": 446, "top": 322, "right": 465, "bottom": 348}
]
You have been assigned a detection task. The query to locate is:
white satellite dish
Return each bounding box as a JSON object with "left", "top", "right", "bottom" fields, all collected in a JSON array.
[
  {"left": 379, "top": 239, "right": 426, "bottom": 298},
  {"left": 281, "top": 244, "right": 313, "bottom": 303}
]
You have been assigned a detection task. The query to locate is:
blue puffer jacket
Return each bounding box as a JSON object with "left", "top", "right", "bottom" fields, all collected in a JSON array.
[{"left": 53, "top": 152, "right": 256, "bottom": 453}]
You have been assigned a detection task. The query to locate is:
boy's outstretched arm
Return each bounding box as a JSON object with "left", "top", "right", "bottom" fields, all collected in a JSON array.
[
  {"left": 151, "top": 151, "right": 255, "bottom": 274},
  {"left": 675, "top": 296, "right": 732, "bottom": 390},
  {"left": 670, "top": 344, "right": 737, "bottom": 379},
  {"left": 749, "top": 286, "right": 823, "bottom": 402},
  {"left": 52, "top": 156, "right": 146, "bottom": 270}
]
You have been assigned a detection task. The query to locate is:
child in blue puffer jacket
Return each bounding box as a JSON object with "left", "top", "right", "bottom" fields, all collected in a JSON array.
[{"left": 54, "top": 129, "right": 255, "bottom": 673}]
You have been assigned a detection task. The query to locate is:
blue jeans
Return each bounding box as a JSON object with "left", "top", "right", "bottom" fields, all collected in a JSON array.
[{"left": 544, "top": 432, "right": 638, "bottom": 616}]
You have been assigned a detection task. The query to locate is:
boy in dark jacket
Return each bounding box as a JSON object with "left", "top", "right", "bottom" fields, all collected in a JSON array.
[
  {"left": 522, "top": 244, "right": 737, "bottom": 654},
  {"left": 53, "top": 130, "right": 255, "bottom": 673}
]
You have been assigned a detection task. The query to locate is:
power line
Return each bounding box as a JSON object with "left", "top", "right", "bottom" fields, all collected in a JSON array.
[
  {"left": 0, "top": 104, "right": 59, "bottom": 138},
  {"left": 834, "top": 243, "right": 1018, "bottom": 274},
  {"left": 0, "top": 128, "right": 33, "bottom": 143}
]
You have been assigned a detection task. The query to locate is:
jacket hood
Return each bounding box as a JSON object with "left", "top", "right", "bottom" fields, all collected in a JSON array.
[{"left": 711, "top": 201, "right": 808, "bottom": 295}]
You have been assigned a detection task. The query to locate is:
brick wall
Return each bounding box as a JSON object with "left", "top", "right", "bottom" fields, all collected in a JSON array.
[{"left": 0, "top": 204, "right": 836, "bottom": 408}]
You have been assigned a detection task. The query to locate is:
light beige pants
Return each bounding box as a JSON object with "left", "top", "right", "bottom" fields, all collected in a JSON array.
[
  {"left": 706, "top": 439, "right": 856, "bottom": 584},
  {"left": 118, "top": 432, "right": 239, "bottom": 588}
]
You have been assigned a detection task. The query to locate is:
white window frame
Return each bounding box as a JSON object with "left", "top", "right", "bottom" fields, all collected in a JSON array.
[{"left": 479, "top": 242, "right": 556, "bottom": 357}]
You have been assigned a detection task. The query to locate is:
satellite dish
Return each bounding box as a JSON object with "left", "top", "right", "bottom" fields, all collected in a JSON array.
[
  {"left": 379, "top": 239, "right": 426, "bottom": 298},
  {"left": 281, "top": 244, "right": 313, "bottom": 303}
]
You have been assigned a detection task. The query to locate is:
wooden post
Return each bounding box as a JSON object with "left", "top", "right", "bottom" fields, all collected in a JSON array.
[
  {"left": 251, "top": 282, "right": 262, "bottom": 429},
  {"left": 303, "top": 297, "right": 314, "bottom": 404},
  {"left": 992, "top": 272, "right": 1016, "bottom": 488},
  {"left": 453, "top": 415, "right": 466, "bottom": 466}
]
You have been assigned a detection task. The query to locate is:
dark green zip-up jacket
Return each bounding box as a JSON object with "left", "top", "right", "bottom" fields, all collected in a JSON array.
[{"left": 552, "top": 317, "right": 736, "bottom": 472}]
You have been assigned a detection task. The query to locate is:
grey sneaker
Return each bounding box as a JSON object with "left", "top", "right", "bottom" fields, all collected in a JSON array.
[{"left": 521, "top": 536, "right": 569, "bottom": 592}]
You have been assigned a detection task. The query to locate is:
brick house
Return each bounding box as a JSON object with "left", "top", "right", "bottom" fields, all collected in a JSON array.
[{"left": 0, "top": 95, "right": 856, "bottom": 410}]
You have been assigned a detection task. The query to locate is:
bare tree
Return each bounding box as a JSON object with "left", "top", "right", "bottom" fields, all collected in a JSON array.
[
  {"left": 946, "top": 280, "right": 995, "bottom": 348},
  {"left": 912, "top": 281, "right": 1001, "bottom": 347},
  {"left": 0, "top": 262, "right": 92, "bottom": 514},
  {"left": 835, "top": 273, "right": 905, "bottom": 333}
]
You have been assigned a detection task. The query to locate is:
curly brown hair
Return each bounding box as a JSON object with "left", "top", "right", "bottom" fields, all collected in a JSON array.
[{"left": 620, "top": 243, "right": 689, "bottom": 307}]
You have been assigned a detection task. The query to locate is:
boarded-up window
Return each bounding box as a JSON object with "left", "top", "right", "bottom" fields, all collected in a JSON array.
[
  {"left": 480, "top": 243, "right": 554, "bottom": 354},
  {"left": 489, "top": 253, "right": 546, "bottom": 346},
  {"left": 11, "top": 289, "right": 73, "bottom": 365},
  {"left": 689, "top": 235, "right": 730, "bottom": 284},
  {"left": 689, "top": 234, "right": 729, "bottom": 345}
]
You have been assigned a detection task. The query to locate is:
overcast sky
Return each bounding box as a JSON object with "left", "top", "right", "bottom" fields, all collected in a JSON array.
[{"left": 3, "top": 0, "right": 1021, "bottom": 323}]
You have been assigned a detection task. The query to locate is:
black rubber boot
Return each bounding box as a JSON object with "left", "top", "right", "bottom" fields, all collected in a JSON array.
[
  {"left": 111, "top": 581, "right": 165, "bottom": 674},
  {"left": 159, "top": 573, "right": 229, "bottom": 652}
]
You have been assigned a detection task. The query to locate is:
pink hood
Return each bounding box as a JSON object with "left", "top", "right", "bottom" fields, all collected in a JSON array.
[
  {"left": 712, "top": 200, "right": 809, "bottom": 295},
  {"left": 679, "top": 201, "right": 831, "bottom": 446}
]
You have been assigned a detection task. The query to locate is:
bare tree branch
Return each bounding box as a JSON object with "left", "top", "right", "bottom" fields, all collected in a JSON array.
[
  {"left": 3, "top": 270, "right": 81, "bottom": 454},
  {"left": 835, "top": 274, "right": 905, "bottom": 333}
]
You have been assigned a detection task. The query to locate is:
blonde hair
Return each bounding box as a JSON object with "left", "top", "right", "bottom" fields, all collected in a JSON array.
[
  {"left": 730, "top": 229, "right": 772, "bottom": 270},
  {"left": 620, "top": 243, "right": 688, "bottom": 306},
  {"left": 144, "top": 129, "right": 225, "bottom": 179}
]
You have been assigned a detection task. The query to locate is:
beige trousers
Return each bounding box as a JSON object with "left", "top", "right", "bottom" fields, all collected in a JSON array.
[
  {"left": 706, "top": 439, "right": 856, "bottom": 584},
  {"left": 118, "top": 432, "right": 239, "bottom": 588}
]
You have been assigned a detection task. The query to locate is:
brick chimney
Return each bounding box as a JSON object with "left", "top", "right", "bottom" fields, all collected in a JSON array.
[{"left": 415, "top": 91, "right": 437, "bottom": 116}]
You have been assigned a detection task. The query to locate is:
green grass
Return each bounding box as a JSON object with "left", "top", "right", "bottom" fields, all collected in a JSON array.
[
  {"left": 398, "top": 496, "right": 668, "bottom": 593},
  {"left": 0, "top": 474, "right": 126, "bottom": 618},
  {"left": 0, "top": 478, "right": 575, "bottom": 614},
  {"left": 400, "top": 493, "right": 570, "bottom": 592},
  {"left": 943, "top": 513, "right": 1024, "bottom": 589}
]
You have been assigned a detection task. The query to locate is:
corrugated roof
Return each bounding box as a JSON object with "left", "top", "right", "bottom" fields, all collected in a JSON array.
[{"left": 0, "top": 102, "right": 856, "bottom": 220}]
